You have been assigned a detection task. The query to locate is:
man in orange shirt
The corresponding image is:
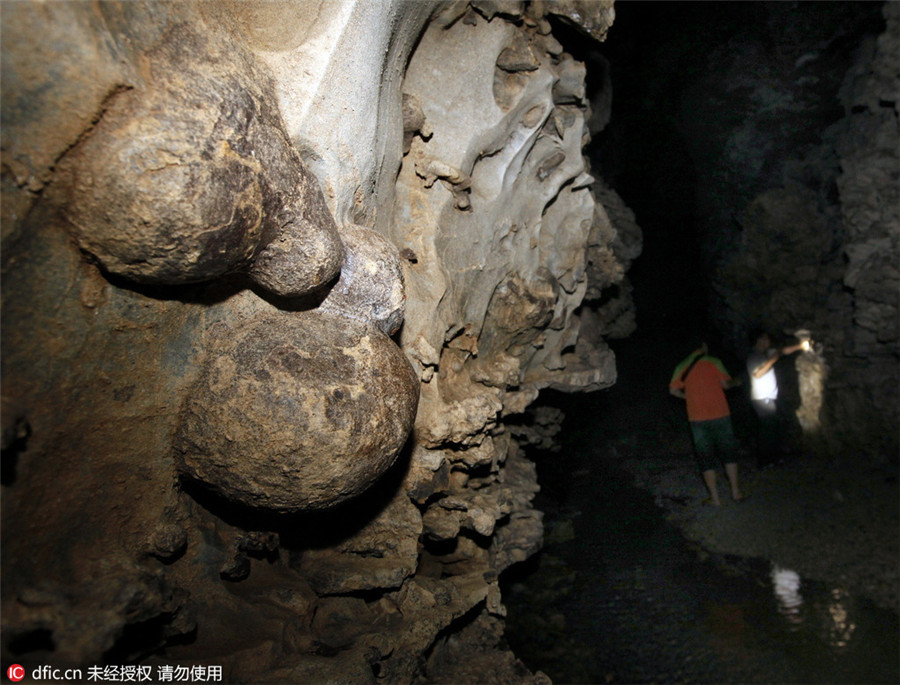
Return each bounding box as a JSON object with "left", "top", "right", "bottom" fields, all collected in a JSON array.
[{"left": 670, "top": 339, "right": 744, "bottom": 506}]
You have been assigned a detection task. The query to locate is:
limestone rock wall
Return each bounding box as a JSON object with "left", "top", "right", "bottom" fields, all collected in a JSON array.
[{"left": 1, "top": 1, "right": 631, "bottom": 681}]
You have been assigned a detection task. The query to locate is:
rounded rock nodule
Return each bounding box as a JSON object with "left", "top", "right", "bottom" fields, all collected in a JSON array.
[
  {"left": 318, "top": 224, "right": 407, "bottom": 336},
  {"left": 175, "top": 311, "right": 419, "bottom": 512}
]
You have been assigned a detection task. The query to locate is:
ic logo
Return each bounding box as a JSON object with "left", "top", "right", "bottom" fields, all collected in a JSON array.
[{"left": 7, "top": 664, "right": 25, "bottom": 682}]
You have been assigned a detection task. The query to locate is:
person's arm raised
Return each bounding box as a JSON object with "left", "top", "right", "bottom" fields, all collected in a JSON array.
[{"left": 752, "top": 353, "right": 779, "bottom": 378}]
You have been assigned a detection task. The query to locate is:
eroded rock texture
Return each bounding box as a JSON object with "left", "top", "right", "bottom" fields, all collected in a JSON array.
[
  {"left": 57, "top": 23, "right": 345, "bottom": 295},
  {"left": 1, "top": 1, "right": 633, "bottom": 682},
  {"left": 176, "top": 311, "right": 419, "bottom": 512}
]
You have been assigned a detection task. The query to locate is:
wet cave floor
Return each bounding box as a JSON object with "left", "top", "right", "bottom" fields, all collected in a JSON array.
[{"left": 501, "top": 336, "right": 900, "bottom": 685}]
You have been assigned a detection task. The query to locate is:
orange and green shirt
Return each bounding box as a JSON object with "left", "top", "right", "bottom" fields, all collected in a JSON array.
[{"left": 670, "top": 354, "right": 733, "bottom": 422}]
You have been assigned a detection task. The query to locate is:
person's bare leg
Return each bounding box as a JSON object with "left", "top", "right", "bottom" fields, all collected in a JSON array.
[
  {"left": 702, "top": 469, "right": 721, "bottom": 506},
  {"left": 725, "top": 462, "right": 743, "bottom": 501}
]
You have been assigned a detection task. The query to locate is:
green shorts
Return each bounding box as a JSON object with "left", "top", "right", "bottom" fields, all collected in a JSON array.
[{"left": 690, "top": 416, "right": 738, "bottom": 471}]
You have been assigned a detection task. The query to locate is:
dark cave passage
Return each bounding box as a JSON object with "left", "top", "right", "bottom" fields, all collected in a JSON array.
[
  {"left": 503, "top": 2, "right": 899, "bottom": 683},
  {"left": 502, "top": 330, "right": 899, "bottom": 683}
]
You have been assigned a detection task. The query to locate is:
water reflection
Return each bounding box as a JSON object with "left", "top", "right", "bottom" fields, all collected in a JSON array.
[
  {"left": 822, "top": 587, "right": 856, "bottom": 652},
  {"left": 504, "top": 467, "right": 900, "bottom": 685},
  {"left": 770, "top": 563, "right": 858, "bottom": 652},
  {"left": 771, "top": 564, "right": 804, "bottom": 627}
]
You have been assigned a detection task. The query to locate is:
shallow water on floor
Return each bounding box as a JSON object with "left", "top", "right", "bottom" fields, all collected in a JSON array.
[{"left": 502, "top": 460, "right": 900, "bottom": 684}]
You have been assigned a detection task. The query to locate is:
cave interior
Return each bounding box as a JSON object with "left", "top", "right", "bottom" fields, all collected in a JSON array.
[{"left": 1, "top": 1, "right": 897, "bottom": 683}]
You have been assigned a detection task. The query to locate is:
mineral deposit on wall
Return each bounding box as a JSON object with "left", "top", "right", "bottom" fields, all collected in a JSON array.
[{"left": 1, "top": 1, "right": 635, "bottom": 681}]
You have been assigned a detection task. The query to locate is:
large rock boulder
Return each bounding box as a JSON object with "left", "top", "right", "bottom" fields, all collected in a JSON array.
[{"left": 176, "top": 311, "right": 418, "bottom": 511}]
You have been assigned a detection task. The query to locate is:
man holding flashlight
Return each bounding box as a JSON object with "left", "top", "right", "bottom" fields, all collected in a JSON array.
[{"left": 746, "top": 330, "right": 807, "bottom": 468}]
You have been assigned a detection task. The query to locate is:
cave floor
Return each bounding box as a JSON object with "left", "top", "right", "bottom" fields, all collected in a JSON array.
[
  {"left": 502, "top": 453, "right": 899, "bottom": 684},
  {"left": 502, "top": 335, "right": 900, "bottom": 684}
]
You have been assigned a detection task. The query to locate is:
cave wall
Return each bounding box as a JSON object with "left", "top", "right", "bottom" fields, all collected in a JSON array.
[{"left": 1, "top": 1, "right": 637, "bottom": 681}]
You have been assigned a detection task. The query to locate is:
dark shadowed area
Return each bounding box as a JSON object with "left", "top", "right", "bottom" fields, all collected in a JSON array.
[{"left": 503, "top": 2, "right": 899, "bottom": 682}]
